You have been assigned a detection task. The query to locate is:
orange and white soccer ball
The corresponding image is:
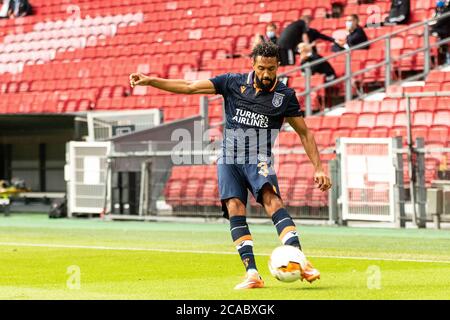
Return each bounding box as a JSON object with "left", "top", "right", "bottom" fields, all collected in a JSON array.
[{"left": 268, "top": 245, "right": 307, "bottom": 282}]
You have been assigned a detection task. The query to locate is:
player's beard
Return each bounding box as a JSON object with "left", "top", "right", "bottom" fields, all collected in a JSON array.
[{"left": 255, "top": 75, "right": 275, "bottom": 92}]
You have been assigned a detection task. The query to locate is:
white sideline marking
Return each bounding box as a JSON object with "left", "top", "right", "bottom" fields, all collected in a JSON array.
[{"left": 0, "top": 242, "right": 449, "bottom": 264}]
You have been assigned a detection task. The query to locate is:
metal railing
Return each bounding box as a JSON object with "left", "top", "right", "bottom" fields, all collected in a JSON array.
[
  {"left": 203, "top": 11, "right": 450, "bottom": 121},
  {"left": 386, "top": 91, "right": 450, "bottom": 228},
  {"left": 275, "top": 10, "right": 450, "bottom": 116}
]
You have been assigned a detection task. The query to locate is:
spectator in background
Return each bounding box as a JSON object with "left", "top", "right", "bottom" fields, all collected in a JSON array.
[
  {"left": 277, "top": 16, "right": 310, "bottom": 66},
  {"left": 430, "top": 0, "right": 450, "bottom": 65},
  {"left": 330, "top": 1, "right": 344, "bottom": 18},
  {"left": 8, "top": 0, "right": 32, "bottom": 18},
  {"left": 384, "top": 0, "right": 410, "bottom": 25},
  {"left": 298, "top": 43, "right": 336, "bottom": 82},
  {"left": 252, "top": 23, "right": 278, "bottom": 48},
  {"left": 332, "top": 14, "right": 369, "bottom": 52},
  {"left": 302, "top": 15, "right": 337, "bottom": 54}
]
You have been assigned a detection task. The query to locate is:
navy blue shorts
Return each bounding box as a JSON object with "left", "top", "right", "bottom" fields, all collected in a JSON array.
[{"left": 217, "top": 159, "right": 281, "bottom": 219}]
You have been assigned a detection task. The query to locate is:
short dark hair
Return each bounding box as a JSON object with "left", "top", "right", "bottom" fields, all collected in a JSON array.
[
  {"left": 350, "top": 14, "right": 359, "bottom": 22},
  {"left": 251, "top": 41, "right": 280, "bottom": 62},
  {"left": 301, "top": 15, "right": 313, "bottom": 23},
  {"left": 266, "top": 22, "right": 277, "bottom": 29}
]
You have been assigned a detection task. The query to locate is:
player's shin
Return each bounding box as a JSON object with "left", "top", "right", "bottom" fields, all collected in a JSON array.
[
  {"left": 271, "top": 208, "right": 302, "bottom": 250},
  {"left": 230, "top": 216, "right": 257, "bottom": 272}
]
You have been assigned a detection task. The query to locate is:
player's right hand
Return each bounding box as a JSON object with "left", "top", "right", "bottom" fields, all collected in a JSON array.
[
  {"left": 314, "top": 170, "right": 332, "bottom": 192},
  {"left": 129, "top": 73, "right": 149, "bottom": 88}
]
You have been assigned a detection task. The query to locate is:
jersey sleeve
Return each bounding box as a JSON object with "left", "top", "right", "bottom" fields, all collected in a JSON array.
[
  {"left": 284, "top": 92, "right": 305, "bottom": 117},
  {"left": 209, "top": 73, "right": 230, "bottom": 95}
]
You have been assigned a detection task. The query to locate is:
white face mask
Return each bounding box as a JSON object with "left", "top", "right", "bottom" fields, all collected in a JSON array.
[
  {"left": 345, "top": 21, "right": 353, "bottom": 29},
  {"left": 266, "top": 31, "right": 275, "bottom": 38}
]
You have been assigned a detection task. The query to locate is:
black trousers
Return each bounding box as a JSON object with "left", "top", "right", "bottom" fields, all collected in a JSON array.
[{"left": 279, "top": 48, "right": 295, "bottom": 66}]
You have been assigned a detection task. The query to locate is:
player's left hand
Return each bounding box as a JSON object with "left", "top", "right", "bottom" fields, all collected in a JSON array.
[
  {"left": 129, "top": 73, "right": 150, "bottom": 88},
  {"left": 314, "top": 170, "right": 332, "bottom": 192}
]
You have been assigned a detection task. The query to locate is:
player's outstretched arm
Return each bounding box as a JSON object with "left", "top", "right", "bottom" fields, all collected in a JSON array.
[
  {"left": 286, "top": 116, "right": 332, "bottom": 192},
  {"left": 129, "top": 73, "right": 216, "bottom": 94}
]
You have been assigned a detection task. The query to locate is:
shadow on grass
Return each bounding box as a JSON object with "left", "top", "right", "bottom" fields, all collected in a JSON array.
[
  {"left": 285, "top": 285, "right": 331, "bottom": 291},
  {"left": 257, "top": 284, "right": 333, "bottom": 291}
]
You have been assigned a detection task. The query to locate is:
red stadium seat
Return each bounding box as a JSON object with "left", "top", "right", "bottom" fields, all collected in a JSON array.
[
  {"left": 411, "top": 126, "right": 428, "bottom": 141},
  {"left": 362, "top": 101, "right": 381, "bottom": 113},
  {"left": 412, "top": 0, "right": 435, "bottom": 10},
  {"left": 320, "top": 116, "right": 340, "bottom": 129},
  {"left": 426, "top": 70, "right": 448, "bottom": 83},
  {"left": 345, "top": 100, "right": 363, "bottom": 113},
  {"left": 394, "top": 112, "right": 409, "bottom": 127},
  {"left": 339, "top": 113, "right": 358, "bottom": 129},
  {"left": 390, "top": 37, "right": 404, "bottom": 50},
  {"left": 380, "top": 99, "right": 399, "bottom": 112},
  {"left": 428, "top": 126, "right": 449, "bottom": 144},
  {"left": 413, "top": 111, "right": 434, "bottom": 127},
  {"left": 278, "top": 163, "right": 297, "bottom": 179},
  {"left": 314, "top": 130, "right": 333, "bottom": 147},
  {"left": 350, "top": 128, "right": 370, "bottom": 137},
  {"left": 304, "top": 116, "right": 322, "bottom": 131},
  {"left": 389, "top": 126, "right": 407, "bottom": 139},
  {"left": 375, "top": 112, "right": 394, "bottom": 128},
  {"left": 332, "top": 128, "right": 351, "bottom": 141},
  {"left": 437, "top": 97, "right": 450, "bottom": 111},
  {"left": 417, "top": 97, "right": 437, "bottom": 111},
  {"left": 403, "top": 85, "right": 423, "bottom": 93},
  {"left": 398, "top": 98, "right": 418, "bottom": 112},
  {"left": 433, "top": 110, "right": 450, "bottom": 126},
  {"left": 357, "top": 113, "right": 377, "bottom": 128},
  {"left": 370, "top": 127, "right": 389, "bottom": 137}
]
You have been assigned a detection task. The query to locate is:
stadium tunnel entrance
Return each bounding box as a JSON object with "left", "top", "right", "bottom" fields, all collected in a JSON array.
[{"left": 0, "top": 114, "right": 87, "bottom": 193}]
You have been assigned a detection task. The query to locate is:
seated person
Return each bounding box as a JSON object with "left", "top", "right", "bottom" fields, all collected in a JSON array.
[
  {"left": 227, "top": 23, "right": 278, "bottom": 59},
  {"left": 330, "top": 1, "right": 344, "bottom": 18},
  {"left": 384, "top": 0, "right": 410, "bottom": 25},
  {"left": 430, "top": 0, "right": 450, "bottom": 65},
  {"left": 332, "top": 14, "right": 370, "bottom": 52},
  {"left": 298, "top": 43, "right": 337, "bottom": 82},
  {"left": 253, "top": 22, "right": 278, "bottom": 47}
]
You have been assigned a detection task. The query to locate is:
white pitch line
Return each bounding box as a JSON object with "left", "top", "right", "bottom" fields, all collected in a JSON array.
[{"left": 0, "top": 242, "right": 449, "bottom": 264}]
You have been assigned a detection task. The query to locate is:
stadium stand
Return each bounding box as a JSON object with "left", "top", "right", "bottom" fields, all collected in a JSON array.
[{"left": 0, "top": 0, "right": 448, "bottom": 212}]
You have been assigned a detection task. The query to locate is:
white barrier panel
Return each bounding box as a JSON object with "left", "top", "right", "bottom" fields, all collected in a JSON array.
[
  {"left": 339, "top": 138, "right": 396, "bottom": 222},
  {"left": 66, "top": 141, "right": 111, "bottom": 216}
]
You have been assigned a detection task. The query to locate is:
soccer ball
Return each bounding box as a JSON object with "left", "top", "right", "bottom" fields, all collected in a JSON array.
[{"left": 268, "top": 245, "right": 307, "bottom": 282}]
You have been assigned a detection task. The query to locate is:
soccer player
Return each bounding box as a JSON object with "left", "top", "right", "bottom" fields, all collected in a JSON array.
[{"left": 129, "top": 41, "right": 332, "bottom": 289}]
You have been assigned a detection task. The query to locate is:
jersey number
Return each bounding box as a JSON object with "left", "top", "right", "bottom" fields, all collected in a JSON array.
[{"left": 257, "top": 162, "right": 269, "bottom": 177}]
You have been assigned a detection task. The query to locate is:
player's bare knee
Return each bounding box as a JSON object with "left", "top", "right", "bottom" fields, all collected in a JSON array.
[
  {"left": 261, "top": 185, "right": 284, "bottom": 214},
  {"left": 225, "top": 198, "right": 246, "bottom": 216},
  {"left": 266, "top": 196, "right": 284, "bottom": 213}
]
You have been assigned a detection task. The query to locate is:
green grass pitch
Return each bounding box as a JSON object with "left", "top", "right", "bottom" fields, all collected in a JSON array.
[{"left": 0, "top": 214, "right": 449, "bottom": 300}]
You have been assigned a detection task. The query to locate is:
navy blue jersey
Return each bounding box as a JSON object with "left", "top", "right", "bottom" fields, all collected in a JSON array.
[{"left": 209, "top": 71, "right": 304, "bottom": 163}]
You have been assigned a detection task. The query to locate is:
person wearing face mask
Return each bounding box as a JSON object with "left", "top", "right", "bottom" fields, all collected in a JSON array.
[
  {"left": 430, "top": 0, "right": 450, "bottom": 65},
  {"left": 384, "top": 0, "right": 410, "bottom": 25},
  {"left": 332, "top": 15, "right": 369, "bottom": 52},
  {"left": 264, "top": 23, "right": 278, "bottom": 44},
  {"left": 298, "top": 43, "right": 336, "bottom": 82},
  {"left": 253, "top": 23, "right": 279, "bottom": 48}
]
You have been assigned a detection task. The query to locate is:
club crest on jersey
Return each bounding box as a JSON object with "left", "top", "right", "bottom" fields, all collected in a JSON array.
[
  {"left": 240, "top": 86, "right": 246, "bottom": 94},
  {"left": 272, "top": 92, "right": 284, "bottom": 108}
]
